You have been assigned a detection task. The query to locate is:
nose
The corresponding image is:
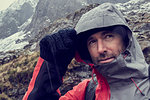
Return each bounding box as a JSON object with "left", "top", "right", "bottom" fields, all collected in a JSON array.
[{"left": 97, "top": 39, "right": 106, "bottom": 54}]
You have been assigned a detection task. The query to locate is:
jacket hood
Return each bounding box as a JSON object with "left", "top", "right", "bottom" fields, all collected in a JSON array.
[{"left": 75, "top": 3, "right": 130, "bottom": 34}]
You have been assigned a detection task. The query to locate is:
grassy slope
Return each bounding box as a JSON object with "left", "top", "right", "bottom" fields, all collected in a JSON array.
[{"left": 0, "top": 51, "right": 39, "bottom": 100}]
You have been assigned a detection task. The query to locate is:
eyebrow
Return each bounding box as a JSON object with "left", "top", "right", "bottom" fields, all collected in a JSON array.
[
  {"left": 87, "top": 31, "right": 113, "bottom": 42},
  {"left": 101, "top": 31, "right": 112, "bottom": 35},
  {"left": 87, "top": 36, "right": 94, "bottom": 43}
]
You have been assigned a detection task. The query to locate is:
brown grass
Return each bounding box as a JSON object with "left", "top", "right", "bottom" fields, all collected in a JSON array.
[{"left": 0, "top": 51, "right": 40, "bottom": 100}]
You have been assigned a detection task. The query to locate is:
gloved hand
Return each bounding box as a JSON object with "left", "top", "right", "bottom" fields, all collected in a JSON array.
[{"left": 40, "top": 28, "right": 77, "bottom": 77}]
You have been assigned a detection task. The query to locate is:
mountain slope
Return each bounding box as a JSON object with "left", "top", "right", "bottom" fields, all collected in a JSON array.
[
  {"left": 24, "top": 0, "right": 131, "bottom": 39},
  {"left": 0, "top": 0, "right": 38, "bottom": 39}
]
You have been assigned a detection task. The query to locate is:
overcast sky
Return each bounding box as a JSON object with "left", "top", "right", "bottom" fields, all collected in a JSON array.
[{"left": 0, "top": 0, "right": 17, "bottom": 11}]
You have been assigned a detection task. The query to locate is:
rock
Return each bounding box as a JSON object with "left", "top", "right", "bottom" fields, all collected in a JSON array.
[
  {"left": 137, "top": 23, "right": 150, "bottom": 31},
  {"left": 143, "top": 46, "right": 150, "bottom": 64},
  {"left": 139, "top": 40, "right": 150, "bottom": 50},
  {"left": 18, "top": 88, "right": 26, "bottom": 95},
  {"left": 0, "top": 50, "right": 21, "bottom": 65},
  {"left": 60, "top": 62, "right": 92, "bottom": 95},
  {"left": 7, "top": 88, "right": 18, "bottom": 97},
  {"left": 18, "top": 95, "right": 24, "bottom": 100}
]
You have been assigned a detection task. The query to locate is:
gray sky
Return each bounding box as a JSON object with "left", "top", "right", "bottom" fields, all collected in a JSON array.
[{"left": 0, "top": 0, "right": 17, "bottom": 11}]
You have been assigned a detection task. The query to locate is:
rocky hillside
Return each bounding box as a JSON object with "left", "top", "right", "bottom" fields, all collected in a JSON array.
[
  {"left": 0, "top": 0, "right": 150, "bottom": 99},
  {"left": 26, "top": 0, "right": 150, "bottom": 53},
  {"left": 24, "top": 0, "right": 131, "bottom": 40}
]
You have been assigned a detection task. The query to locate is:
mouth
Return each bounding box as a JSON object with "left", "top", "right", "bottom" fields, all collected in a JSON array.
[{"left": 98, "top": 57, "right": 115, "bottom": 64}]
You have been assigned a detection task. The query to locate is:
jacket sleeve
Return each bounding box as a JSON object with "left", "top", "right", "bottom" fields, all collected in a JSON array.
[
  {"left": 59, "top": 79, "right": 90, "bottom": 100},
  {"left": 23, "top": 57, "right": 61, "bottom": 100},
  {"left": 23, "top": 28, "right": 76, "bottom": 100}
]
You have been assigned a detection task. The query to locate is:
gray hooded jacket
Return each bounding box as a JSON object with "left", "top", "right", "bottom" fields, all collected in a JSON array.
[{"left": 75, "top": 3, "right": 150, "bottom": 100}]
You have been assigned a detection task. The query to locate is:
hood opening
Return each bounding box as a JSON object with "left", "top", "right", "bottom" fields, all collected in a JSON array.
[{"left": 76, "top": 25, "right": 131, "bottom": 63}]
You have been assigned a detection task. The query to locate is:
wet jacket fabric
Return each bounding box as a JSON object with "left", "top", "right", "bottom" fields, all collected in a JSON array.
[{"left": 23, "top": 3, "right": 150, "bottom": 100}]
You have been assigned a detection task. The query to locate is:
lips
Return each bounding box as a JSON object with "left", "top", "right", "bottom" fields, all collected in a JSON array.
[{"left": 98, "top": 57, "right": 115, "bottom": 64}]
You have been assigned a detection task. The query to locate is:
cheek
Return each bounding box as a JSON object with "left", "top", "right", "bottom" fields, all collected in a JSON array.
[
  {"left": 88, "top": 48, "right": 96, "bottom": 57},
  {"left": 116, "top": 40, "right": 124, "bottom": 51},
  {"left": 88, "top": 47, "right": 98, "bottom": 60},
  {"left": 109, "top": 41, "right": 124, "bottom": 53},
  {"left": 105, "top": 40, "right": 123, "bottom": 53}
]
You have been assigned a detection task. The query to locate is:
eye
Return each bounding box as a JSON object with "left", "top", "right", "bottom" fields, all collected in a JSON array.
[
  {"left": 87, "top": 39, "right": 97, "bottom": 47},
  {"left": 104, "top": 34, "right": 114, "bottom": 40}
]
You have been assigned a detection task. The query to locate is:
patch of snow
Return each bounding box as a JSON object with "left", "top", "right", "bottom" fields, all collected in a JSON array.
[
  {"left": 141, "top": 2, "right": 150, "bottom": 12},
  {"left": 77, "top": 0, "right": 88, "bottom": 6},
  {"left": 0, "top": 31, "right": 29, "bottom": 52},
  {"left": 30, "top": 43, "right": 37, "bottom": 51},
  {"left": 127, "top": 0, "right": 146, "bottom": 4},
  {"left": 116, "top": 0, "right": 150, "bottom": 14}
]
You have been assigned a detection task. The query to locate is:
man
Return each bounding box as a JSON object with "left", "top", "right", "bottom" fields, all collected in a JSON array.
[{"left": 23, "top": 3, "right": 150, "bottom": 100}]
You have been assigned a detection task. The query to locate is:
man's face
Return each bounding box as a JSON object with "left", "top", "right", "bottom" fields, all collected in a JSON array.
[{"left": 87, "top": 31, "right": 125, "bottom": 65}]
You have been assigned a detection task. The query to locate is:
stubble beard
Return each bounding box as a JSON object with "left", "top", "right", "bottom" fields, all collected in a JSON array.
[{"left": 94, "top": 50, "right": 122, "bottom": 65}]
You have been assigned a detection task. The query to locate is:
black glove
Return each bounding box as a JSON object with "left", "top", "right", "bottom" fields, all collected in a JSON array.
[
  {"left": 40, "top": 28, "right": 77, "bottom": 77},
  {"left": 40, "top": 28, "right": 76, "bottom": 94}
]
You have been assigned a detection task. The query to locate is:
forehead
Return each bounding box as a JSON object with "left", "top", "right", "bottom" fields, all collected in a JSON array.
[
  {"left": 88, "top": 31, "right": 113, "bottom": 38},
  {"left": 87, "top": 30, "right": 122, "bottom": 42}
]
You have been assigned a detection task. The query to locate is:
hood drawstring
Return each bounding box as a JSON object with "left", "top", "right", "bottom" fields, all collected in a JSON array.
[
  {"left": 89, "top": 64, "right": 97, "bottom": 84},
  {"left": 131, "top": 78, "right": 145, "bottom": 96},
  {"left": 75, "top": 52, "right": 97, "bottom": 84},
  {"left": 92, "top": 70, "right": 97, "bottom": 84}
]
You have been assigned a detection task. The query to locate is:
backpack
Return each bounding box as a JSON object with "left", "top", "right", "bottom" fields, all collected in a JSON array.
[
  {"left": 148, "top": 65, "right": 150, "bottom": 79},
  {"left": 85, "top": 77, "right": 97, "bottom": 100}
]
